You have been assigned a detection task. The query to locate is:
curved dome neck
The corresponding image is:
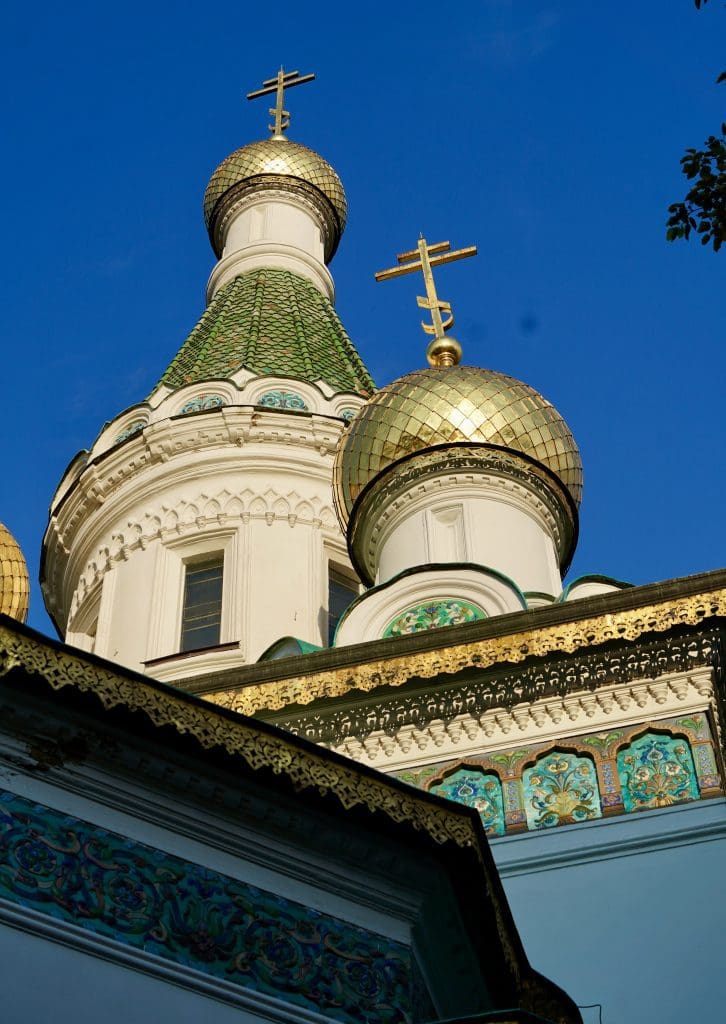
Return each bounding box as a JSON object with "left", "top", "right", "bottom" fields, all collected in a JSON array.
[
  {"left": 207, "top": 185, "right": 335, "bottom": 302},
  {"left": 203, "top": 136, "right": 348, "bottom": 302}
]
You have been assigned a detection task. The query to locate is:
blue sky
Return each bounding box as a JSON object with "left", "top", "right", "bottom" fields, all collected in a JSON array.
[{"left": 2, "top": 1, "right": 724, "bottom": 634}]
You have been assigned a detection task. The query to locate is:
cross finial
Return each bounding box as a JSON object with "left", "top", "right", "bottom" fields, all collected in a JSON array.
[
  {"left": 247, "top": 67, "right": 316, "bottom": 139},
  {"left": 374, "top": 238, "right": 477, "bottom": 367}
]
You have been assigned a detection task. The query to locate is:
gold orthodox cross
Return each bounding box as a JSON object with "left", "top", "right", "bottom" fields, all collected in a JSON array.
[
  {"left": 247, "top": 67, "right": 316, "bottom": 138},
  {"left": 375, "top": 238, "right": 477, "bottom": 366}
]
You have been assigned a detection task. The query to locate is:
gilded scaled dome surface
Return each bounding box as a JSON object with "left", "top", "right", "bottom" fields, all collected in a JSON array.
[
  {"left": 334, "top": 365, "right": 583, "bottom": 521},
  {"left": 0, "top": 522, "right": 29, "bottom": 623},
  {"left": 204, "top": 138, "right": 347, "bottom": 236}
]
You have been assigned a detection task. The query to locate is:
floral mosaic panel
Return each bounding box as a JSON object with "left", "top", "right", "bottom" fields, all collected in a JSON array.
[
  {"left": 383, "top": 599, "right": 485, "bottom": 638},
  {"left": 114, "top": 420, "right": 145, "bottom": 444},
  {"left": 397, "top": 716, "right": 719, "bottom": 836},
  {"left": 617, "top": 732, "right": 700, "bottom": 812},
  {"left": 257, "top": 390, "right": 309, "bottom": 410},
  {"left": 430, "top": 769, "right": 505, "bottom": 836},
  {"left": 179, "top": 394, "right": 226, "bottom": 414},
  {"left": 523, "top": 753, "right": 602, "bottom": 829},
  {"left": 0, "top": 789, "right": 431, "bottom": 1024}
]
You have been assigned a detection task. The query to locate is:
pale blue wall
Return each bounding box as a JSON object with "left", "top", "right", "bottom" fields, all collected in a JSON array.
[
  {"left": 0, "top": 923, "right": 262, "bottom": 1024},
  {"left": 493, "top": 798, "right": 726, "bottom": 1024}
]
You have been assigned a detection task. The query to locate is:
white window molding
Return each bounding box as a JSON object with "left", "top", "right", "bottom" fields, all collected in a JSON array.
[{"left": 145, "top": 529, "right": 241, "bottom": 662}]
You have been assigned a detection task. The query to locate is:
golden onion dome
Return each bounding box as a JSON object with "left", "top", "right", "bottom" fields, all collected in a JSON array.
[
  {"left": 204, "top": 138, "right": 347, "bottom": 260},
  {"left": 334, "top": 365, "right": 582, "bottom": 524},
  {"left": 0, "top": 522, "right": 30, "bottom": 623}
]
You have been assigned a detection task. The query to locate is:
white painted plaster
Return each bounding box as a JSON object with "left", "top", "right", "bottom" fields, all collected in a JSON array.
[
  {"left": 46, "top": 406, "right": 358, "bottom": 680},
  {"left": 373, "top": 480, "right": 562, "bottom": 596},
  {"left": 335, "top": 566, "right": 524, "bottom": 647},
  {"left": 208, "top": 191, "right": 334, "bottom": 301}
]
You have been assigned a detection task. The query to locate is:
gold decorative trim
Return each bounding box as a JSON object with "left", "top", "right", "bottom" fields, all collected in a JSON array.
[
  {"left": 0, "top": 622, "right": 479, "bottom": 849},
  {"left": 0, "top": 618, "right": 523, "bottom": 979},
  {"left": 207, "top": 588, "right": 726, "bottom": 716}
]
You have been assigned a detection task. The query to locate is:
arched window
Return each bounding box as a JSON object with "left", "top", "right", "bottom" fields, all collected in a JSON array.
[
  {"left": 430, "top": 768, "right": 505, "bottom": 836},
  {"left": 616, "top": 731, "right": 700, "bottom": 813},
  {"left": 327, "top": 563, "right": 359, "bottom": 646},
  {"left": 522, "top": 751, "right": 601, "bottom": 830}
]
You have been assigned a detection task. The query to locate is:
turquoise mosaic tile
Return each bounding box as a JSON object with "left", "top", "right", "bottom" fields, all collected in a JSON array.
[
  {"left": 382, "top": 599, "right": 485, "bottom": 638},
  {"left": 617, "top": 732, "right": 700, "bottom": 812},
  {"left": 0, "top": 789, "right": 431, "bottom": 1024},
  {"left": 430, "top": 770, "right": 505, "bottom": 836},
  {"left": 179, "top": 395, "right": 226, "bottom": 414},
  {"left": 257, "top": 390, "right": 308, "bottom": 410},
  {"left": 522, "top": 753, "right": 601, "bottom": 829}
]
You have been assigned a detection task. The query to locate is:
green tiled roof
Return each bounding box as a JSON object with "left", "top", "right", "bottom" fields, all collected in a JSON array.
[{"left": 155, "top": 269, "right": 375, "bottom": 396}]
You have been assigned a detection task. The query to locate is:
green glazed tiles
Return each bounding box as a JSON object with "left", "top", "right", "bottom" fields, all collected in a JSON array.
[{"left": 155, "top": 269, "right": 374, "bottom": 397}]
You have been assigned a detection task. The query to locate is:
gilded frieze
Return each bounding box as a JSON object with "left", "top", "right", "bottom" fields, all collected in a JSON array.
[
  {"left": 206, "top": 589, "right": 726, "bottom": 717},
  {"left": 0, "top": 623, "right": 475, "bottom": 850}
]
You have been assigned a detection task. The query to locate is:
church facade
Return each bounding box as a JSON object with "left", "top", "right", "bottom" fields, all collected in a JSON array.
[{"left": 1, "top": 70, "right": 724, "bottom": 1023}]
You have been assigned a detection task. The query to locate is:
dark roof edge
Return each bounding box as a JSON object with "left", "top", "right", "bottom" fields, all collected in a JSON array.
[{"left": 184, "top": 567, "right": 726, "bottom": 695}]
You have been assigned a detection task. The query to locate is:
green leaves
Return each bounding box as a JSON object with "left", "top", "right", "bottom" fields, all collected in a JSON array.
[
  {"left": 666, "top": 129, "right": 726, "bottom": 251},
  {"left": 666, "top": 0, "right": 725, "bottom": 251}
]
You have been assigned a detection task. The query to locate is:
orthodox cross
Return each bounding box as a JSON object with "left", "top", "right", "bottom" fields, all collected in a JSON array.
[
  {"left": 374, "top": 238, "right": 477, "bottom": 365},
  {"left": 247, "top": 67, "right": 316, "bottom": 139}
]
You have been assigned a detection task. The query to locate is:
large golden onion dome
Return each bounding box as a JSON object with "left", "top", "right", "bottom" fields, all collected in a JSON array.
[
  {"left": 333, "top": 365, "right": 582, "bottom": 526},
  {"left": 204, "top": 138, "right": 347, "bottom": 260},
  {"left": 0, "top": 522, "right": 30, "bottom": 623}
]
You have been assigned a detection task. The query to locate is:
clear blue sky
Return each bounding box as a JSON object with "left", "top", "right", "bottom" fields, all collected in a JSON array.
[{"left": 2, "top": 1, "right": 724, "bottom": 634}]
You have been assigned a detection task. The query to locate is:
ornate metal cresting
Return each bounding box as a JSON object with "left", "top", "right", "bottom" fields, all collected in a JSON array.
[
  {"left": 375, "top": 237, "right": 477, "bottom": 367},
  {"left": 247, "top": 67, "right": 316, "bottom": 139},
  {"left": 205, "top": 587, "right": 726, "bottom": 715}
]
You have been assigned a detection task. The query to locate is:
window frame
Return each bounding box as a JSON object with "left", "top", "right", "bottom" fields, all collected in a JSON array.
[
  {"left": 146, "top": 529, "right": 240, "bottom": 661},
  {"left": 327, "top": 562, "right": 360, "bottom": 647},
  {"left": 179, "top": 554, "right": 225, "bottom": 653}
]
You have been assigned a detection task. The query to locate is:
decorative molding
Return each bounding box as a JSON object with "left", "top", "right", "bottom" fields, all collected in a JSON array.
[
  {"left": 0, "top": 899, "right": 355, "bottom": 1024},
  {"left": 272, "top": 630, "right": 722, "bottom": 749},
  {"left": 210, "top": 179, "right": 341, "bottom": 268},
  {"left": 328, "top": 669, "right": 717, "bottom": 771},
  {"left": 0, "top": 622, "right": 482, "bottom": 853},
  {"left": 205, "top": 593, "right": 726, "bottom": 717},
  {"left": 61, "top": 485, "right": 339, "bottom": 625},
  {"left": 347, "top": 447, "right": 576, "bottom": 583},
  {"left": 0, "top": 787, "right": 430, "bottom": 1024}
]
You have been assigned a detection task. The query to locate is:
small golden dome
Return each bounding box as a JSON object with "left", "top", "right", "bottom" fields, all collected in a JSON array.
[
  {"left": 0, "top": 522, "right": 30, "bottom": 623},
  {"left": 334, "top": 365, "right": 582, "bottom": 524},
  {"left": 204, "top": 138, "right": 347, "bottom": 258}
]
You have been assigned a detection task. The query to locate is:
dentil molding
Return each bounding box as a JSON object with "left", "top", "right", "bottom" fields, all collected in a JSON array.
[{"left": 327, "top": 667, "right": 716, "bottom": 772}]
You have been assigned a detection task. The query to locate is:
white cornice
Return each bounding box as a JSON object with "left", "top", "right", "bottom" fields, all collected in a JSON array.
[
  {"left": 331, "top": 667, "right": 716, "bottom": 772},
  {"left": 43, "top": 409, "right": 349, "bottom": 629}
]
